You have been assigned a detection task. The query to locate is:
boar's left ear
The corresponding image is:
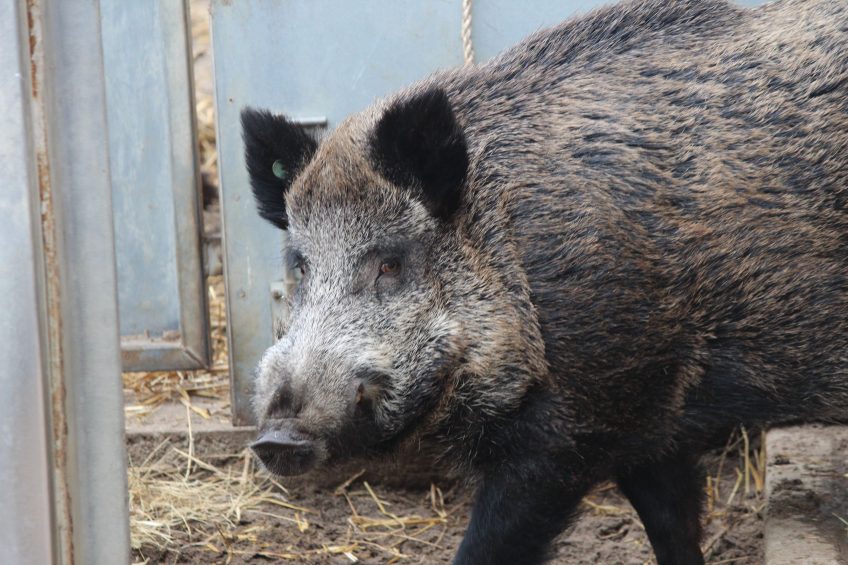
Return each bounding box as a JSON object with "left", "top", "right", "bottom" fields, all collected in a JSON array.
[
  {"left": 241, "top": 107, "right": 318, "bottom": 230},
  {"left": 369, "top": 87, "right": 469, "bottom": 221}
]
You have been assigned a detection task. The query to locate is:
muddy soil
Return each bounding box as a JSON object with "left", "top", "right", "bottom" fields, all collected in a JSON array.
[{"left": 133, "top": 451, "right": 764, "bottom": 564}]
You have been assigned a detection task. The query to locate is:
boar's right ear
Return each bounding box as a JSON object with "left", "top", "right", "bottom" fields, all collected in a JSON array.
[
  {"left": 369, "top": 87, "right": 469, "bottom": 221},
  {"left": 241, "top": 107, "right": 318, "bottom": 230}
]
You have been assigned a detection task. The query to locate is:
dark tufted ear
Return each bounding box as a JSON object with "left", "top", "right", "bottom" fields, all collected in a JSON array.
[
  {"left": 241, "top": 107, "right": 318, "bottom": 230},
  {"left": 369, "top": 87, "right": 469, "bottom": 220}
]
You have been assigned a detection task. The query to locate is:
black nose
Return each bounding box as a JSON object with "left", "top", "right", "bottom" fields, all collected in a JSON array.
[{"left": 250, "top": 428, "right": 316, "bottom": 476}]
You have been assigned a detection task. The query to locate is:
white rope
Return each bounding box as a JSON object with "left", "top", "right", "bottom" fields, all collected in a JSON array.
[{"left": 461, "top": 0, "right": 475, "bottom": 66}]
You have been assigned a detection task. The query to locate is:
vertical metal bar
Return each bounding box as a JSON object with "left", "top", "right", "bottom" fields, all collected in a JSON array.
[
  {"left": 25, "top": 0, "right": 131, "bottom": 563},
  {"left": 0, "top": 1, "right": 56, "bottom": 562},
  {"left": 211, "top": 1, "right": 284, "bottom": 426},
  {"left": 101, "top": 0, "right": 210, "bottom": 371}
]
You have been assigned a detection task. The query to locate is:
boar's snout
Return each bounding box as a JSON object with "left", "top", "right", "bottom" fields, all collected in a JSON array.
[
  {"left": 263, "top": 376, "right": 304, "bottom": 421},
  {"left": 251, "top": 427, "right": 317, "bottom": 475},
  {"left": 254, "top": 333, "right": 402, "bottom": 473}
]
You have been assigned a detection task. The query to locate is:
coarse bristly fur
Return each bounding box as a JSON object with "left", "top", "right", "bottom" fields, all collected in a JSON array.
[{"left": 242, "top": 0, "right": 848, "bottom": 563}]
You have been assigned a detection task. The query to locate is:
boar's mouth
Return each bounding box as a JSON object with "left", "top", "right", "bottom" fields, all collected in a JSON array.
[{"left": 251, "top": 428, "right": 318, "bottom": 476}]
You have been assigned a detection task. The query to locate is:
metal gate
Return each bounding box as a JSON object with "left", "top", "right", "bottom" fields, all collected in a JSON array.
[{"left": 101, "top": 0, "right": 210, "bottom": 372}]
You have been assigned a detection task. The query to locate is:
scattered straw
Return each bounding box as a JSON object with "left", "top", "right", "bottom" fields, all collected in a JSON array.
[
  {"left": 123, "top": 276, "right": 229, "bottom": 415},
  {"left": 129, "top": 445, "right": 455, "bottom": 563},
  {"left": 835, "top": 512, "right": 848, "bottom": 533},
  {"left": 583, "top": 496, "right": 629, "bottom": 516},
  {"left": 705, "top": 426, "right": 766, "bottom": 515},
  {"left": 190, "top": 0, "right": 218, "bottom": 189},
  {"left": 701, "top": 523, "right": 731, "bottom": 558}
]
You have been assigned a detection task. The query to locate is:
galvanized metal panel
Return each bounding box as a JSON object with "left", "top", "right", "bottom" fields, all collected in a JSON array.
[
  {"left": 471, "top": 0, "right": 618, "bottom": 61},
  {"left": 468, "top": 0, "right": 770, "bottom": 62},
  {"left": 213, "top": 0, "right": 768, "bottom": 424},
  {"left": 101, "top": 0, "right": 209, "bottom": 371},
  {"left": 0, "top": 1, "right": 56, "bottom": 562},
  {"left": 6, "top": 0, "right": 129, "bottom": 565}
]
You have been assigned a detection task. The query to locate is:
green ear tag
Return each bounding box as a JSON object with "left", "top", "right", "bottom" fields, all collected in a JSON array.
[{"left": 272, "top": 159, "right": 287, "bottom": 181}]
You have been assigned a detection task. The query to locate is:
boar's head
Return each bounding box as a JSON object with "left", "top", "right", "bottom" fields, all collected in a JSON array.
[{"left": 242, "top": 87, "right": 525, "bottom": 476}]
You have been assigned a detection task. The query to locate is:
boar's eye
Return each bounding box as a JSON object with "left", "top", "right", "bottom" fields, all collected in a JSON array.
[
  {"left": 379, "top": 258, "right": 400, "bottom": 276},
  {"left": 285, "top": 250, "right": 308, "bottom": 281}
]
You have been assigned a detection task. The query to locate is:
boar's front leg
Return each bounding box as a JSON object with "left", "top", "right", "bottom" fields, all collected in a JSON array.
[
  {"left": 616, "top": 451, "right": 705, "bottom": 565},
  {"left": 454, "top": 454, "right": 592, "bottom": 565}
]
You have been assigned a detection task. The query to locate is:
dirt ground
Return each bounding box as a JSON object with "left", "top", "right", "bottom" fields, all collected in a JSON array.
[
  {"left": 764, "top": 426, "right": 848, "bottom": 563},
  {"left": 130, "top": 436, "right": 765, "bottom": 565}
]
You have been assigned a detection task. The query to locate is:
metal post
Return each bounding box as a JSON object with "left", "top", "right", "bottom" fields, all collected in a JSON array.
[
  {"left": 0, "top": 1, "right": 131, "bottom": 564},
  {"left": 0, "top": 1, "right": 56, "bottom": 562},
  {"left": 101, "top": 0, "right": 210, "bottom": 372}
]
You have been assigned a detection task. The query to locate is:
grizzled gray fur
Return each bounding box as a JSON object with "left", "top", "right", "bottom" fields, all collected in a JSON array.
[{"left": 242, "top": 0, "right": 848, "bottom": 563}]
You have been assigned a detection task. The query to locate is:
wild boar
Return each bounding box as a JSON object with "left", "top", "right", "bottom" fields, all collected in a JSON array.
[{"left": 241, "top": 0, "right": 848, "bottom": 562}]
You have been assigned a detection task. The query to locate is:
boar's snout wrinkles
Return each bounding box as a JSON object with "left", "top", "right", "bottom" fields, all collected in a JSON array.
[{"left": 242, "top": 0, "right": 848, "bottom": 562}]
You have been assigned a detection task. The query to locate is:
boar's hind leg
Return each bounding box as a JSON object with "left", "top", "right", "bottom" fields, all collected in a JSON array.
[
  {"left": 453, "top": 457, "right": 592, "bottom": 565},
  {"left": 616, "top": 451, "right": 705, "bottom": 565}
]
